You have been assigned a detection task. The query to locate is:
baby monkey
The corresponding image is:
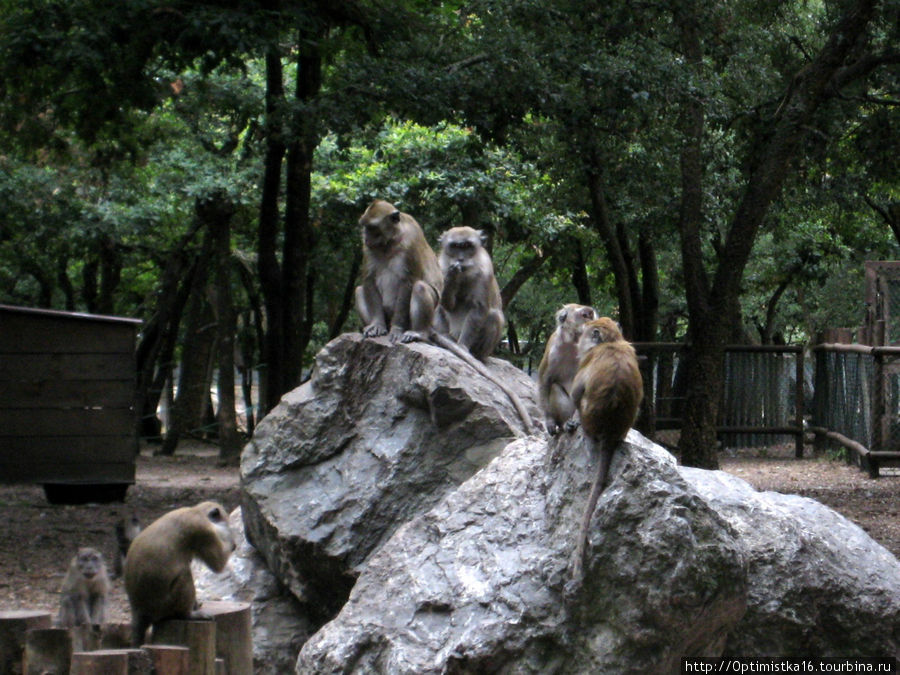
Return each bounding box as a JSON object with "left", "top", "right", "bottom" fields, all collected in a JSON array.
[
  {"left": 570, "top": 317, "right": 642, "bottom": 582},
  {"left": 56, "top": 547, "right": 110, "bottom": 630}
]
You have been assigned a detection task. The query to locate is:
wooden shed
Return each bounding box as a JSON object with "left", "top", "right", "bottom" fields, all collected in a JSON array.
[{"left": 0, "top": 304, "right": 141, "bottom": 502}]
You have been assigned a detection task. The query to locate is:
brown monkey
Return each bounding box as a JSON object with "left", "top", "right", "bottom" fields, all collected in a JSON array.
[
  {"left": 355, "top": 199, "right": 443, "bottom": 344},
  {"left": 113, "top": 512, "right": 141, "bottom": 578},
  {"left": 434, "top": 226, "right": 505, "bottom": 361},
  {"left": 124, "top": 501, "right": 235, "bottom": 646},
  {"left": 429, "top": 226, "right": 533, "bottom": 433},
  {"left": 56, "top": 547, "right": 110, "bottom": 629},
  {"left": 569, "top": 317, "right": 642, "bottom": 582},
  {"left": 538, "top": 304, "right": 597, "bottom": 435}
]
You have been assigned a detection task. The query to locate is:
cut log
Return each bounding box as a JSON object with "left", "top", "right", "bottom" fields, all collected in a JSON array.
[
  {"left": 70, "top": 649, "right": 128, "bottom": 675},
  {"left": 23, "top": 627, "right": 71, "bottom": 675},
  {"left": 0, "top": 610, "right": 52, "bottom": 675},
  {"left": 202, "top": 601, "right": 253, "bottom": 675},
  {"left": 152, "top": 619, "right": 216, "bottom": 675},
  {"left": 142, "top": 644, "right": 190, "bottom": 675}
]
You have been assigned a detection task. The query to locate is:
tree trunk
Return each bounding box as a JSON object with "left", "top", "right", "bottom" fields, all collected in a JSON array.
[
  {"left": 571, "top": 239, "right": 592, "bottom": 306},
  {"left": 258, "top": 49, "right": 287, "bottom": 414},
  {"left": 585, "top": 156, "right": 635, "bottom": 338},
  {"left": 676, "top": 0, "right": 877, "bottom": 468},
  {"left": 200, "top": 190, "right": 242, "bottom": 464},
  {"left": 159, "top": 234, "right": 215, "bottom": 456}
]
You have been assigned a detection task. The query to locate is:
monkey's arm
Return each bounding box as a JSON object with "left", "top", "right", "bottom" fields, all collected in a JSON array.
[{"left": 356, "top": 280, "right": 389, "bottom": 337}]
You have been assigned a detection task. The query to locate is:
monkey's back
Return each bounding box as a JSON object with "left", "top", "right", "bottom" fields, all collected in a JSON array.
[
  {"left": 124, "top": 507, "right": 198, "bottom": 621},
  {"left": 575, "top": 341, "right": 643, "bottom": 444}
]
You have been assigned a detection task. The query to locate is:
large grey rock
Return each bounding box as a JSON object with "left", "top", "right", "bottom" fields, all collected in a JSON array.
[
  {"left": 241, "top": 334, "right": 539, "bottom": 617},
  {"left": 681, "top": 468, "right": 900, "bottom": 658},
  {"left": 193, "top": 508, "right": 313, "bottom": 674},
  {"left": 295, "top": 431, "right": 748, "bottom": 673}
]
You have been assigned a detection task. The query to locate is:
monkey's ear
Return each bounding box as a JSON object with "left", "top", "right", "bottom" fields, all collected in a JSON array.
[
  {"left": 557, "top": 309, "right": 567, "bottom": 325},
  {"left": 208, "top": 507, "right": 224, "bottom": 522},
  {"left": 478, "top": 230, "right": 488, "bottom": 247},
  {"left": 390, "top": 210, "right": 401, "bottom": 223}
]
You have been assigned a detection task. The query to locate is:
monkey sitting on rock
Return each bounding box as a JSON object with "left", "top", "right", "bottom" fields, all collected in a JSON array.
[
  {"left": 56, "top": 547, "right": 110, "bottom": 630},
  {"left": 354, "top": 199, "right": 443, "bottom": 344},
  {"left": 538, "top": 304, "right": 597, "bottom": 435},
  {"left": 125, "top": 501, "right": 236, "bottom": 646},
  {"left": 569, "top": 317, "right": 643, "bottom": 582}
]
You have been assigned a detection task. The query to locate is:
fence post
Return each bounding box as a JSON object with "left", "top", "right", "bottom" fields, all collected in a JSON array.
[{"left": 795, "top": 348, "right": 805, "bottom": 458}]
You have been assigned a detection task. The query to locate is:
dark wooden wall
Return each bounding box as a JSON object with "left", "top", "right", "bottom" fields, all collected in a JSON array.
[{"left": 0, "top": 305, "right": 140, "bottom": 485}]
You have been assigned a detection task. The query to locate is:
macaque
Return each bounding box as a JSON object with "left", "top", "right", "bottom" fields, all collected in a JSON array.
[
  {"left": 538, "top": 304, "right": 597, "bottom": 435},
  {"left": 57, "top": 547, "right": 110, "bottom": 630},
  {"left": 434, "top": 226, "right": 505, "bottom": 361},
  {"left": 113, "top": 513, "right": 141, "bottom": 578},
  {"left": 125, "top": 501, "right": 236, "bottom": 646},
  {"left": 569, "top": 318, "right": 642, "bottom": 582},
  {"left": 354, "top": 199, "right": 443, "bottom": 344}
]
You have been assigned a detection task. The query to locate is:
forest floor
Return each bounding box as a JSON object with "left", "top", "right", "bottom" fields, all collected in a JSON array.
[{"left": 0, "top": 440, "right": 897, "bottom": 627}]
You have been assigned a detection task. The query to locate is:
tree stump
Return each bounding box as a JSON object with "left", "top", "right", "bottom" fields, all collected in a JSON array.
[
  {"left": 152, "top": 619, "right": 217, "bottom": 675},
  {"left": 23, "top": 627, "right": 71, "bottom": 675},
  {"left": 70, "top": 649, "right": 128, "bottom": 675},
  {"left": 203, "top": 601, "right": 253, "bottom": 675},
  {"left": 142, "top": 644, "right": 190, "bottom": 675},
  {"left": 0, "top": 610, "right": 52, "bottom": 675}
]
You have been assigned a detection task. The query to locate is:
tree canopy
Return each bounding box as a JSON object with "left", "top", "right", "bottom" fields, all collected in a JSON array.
[{"left": 0, "top": 0, "right": 896, "bottom": 466}]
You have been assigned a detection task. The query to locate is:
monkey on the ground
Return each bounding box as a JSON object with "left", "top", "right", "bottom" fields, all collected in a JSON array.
[
  {"left": 354, "top": 199, "right": 443, "bottom": 344},
  {"left": 429, "top": 226, "right": 534, "bottom": 433},
  {"left": 56, "top": 547, "right": 110, "bottom": 630},
  {"left": 569, "top": 317, "right": 643, "bottom": 582},
  {"left": 124, "top": 501, "right": 236, "bottom": 646},
  {"left": 434, "top": 226, "right": 505, "bottom": 361},
  {"left": 538, "top": 304, "right": 597, "bottom": 436},
  {"left": 113, "top": 512, "right": 141, "bottom": 578}
]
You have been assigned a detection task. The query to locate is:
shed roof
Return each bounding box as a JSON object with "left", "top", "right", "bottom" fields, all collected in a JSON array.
[{"left": 0, "top": 303, "right": 142, "bottom": 326}]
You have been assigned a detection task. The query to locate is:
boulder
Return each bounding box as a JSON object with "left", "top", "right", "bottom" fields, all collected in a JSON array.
[
  {"left": 192, "top": 508, "right": 313, "bottom": 675},
  {"left": 234, "top": 332, "right": 900, "bottom": 670},
  {"left": 681, "top": 468, "right": 900, "bottom": 658},
  {"left": 295, "top": 431, "right": 748, "bottom": 673},
  {"left": 240, "top": 334, "right": 539, "bottom": 618}
]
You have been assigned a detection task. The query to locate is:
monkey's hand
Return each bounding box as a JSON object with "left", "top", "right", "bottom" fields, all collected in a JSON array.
[
  {"left": 447, "top": 260, "right": 464, "bottom": 276},
  {"left": 362, "top": 322, "right": 389, "bottom": 338},
  {"left": 563, "top": 419, "right": 580, "bottom": 433}
]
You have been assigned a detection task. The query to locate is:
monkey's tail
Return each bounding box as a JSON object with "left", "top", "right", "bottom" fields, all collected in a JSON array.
[
  {"left": 429, "top": 332, "right": 534, "bottom": 435},
  {"left": 572, "top": 438, "right": 614, "bottom": 581}
]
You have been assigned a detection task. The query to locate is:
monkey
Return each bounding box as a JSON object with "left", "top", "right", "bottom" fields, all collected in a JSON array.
[
  {"left": 56, "top": 547, "right": 110, "bottom": 630},
  {"left": 433, "top": 226, "right": 505, "bottom": 361},
  {"left": 124, "top": 501, "right": 236, "bottom": 646},
  {"left": 538, "top": 304, "right": 597, "bottom": 435},
  {"left": 354, "top": 199, "right": 443, "bottom": 344},
  {"left": 569, "top": 317, "right": 643, "bottom": 583},
  {"left": 113, "top": 513, "right": 141, "bottom": 578},
  {"left": 428, "top": 226, "right": 534, "bottom": 434}
]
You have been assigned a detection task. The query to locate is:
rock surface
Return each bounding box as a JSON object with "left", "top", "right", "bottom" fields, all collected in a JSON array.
[
  {"left": 681, "top": 468, "right": 900, "bottom": 658},
  {"left": 193, "top": 508, "right": 313, "bottom": 674},
  {"left": 241, "top": 334, "right": 540, "bottom": 618},
  {"left": 295, "top": 431, "right": 748, "bottom": 674},
  {"left": 229, "top": 333, "right": 900, "bottom": 671}
]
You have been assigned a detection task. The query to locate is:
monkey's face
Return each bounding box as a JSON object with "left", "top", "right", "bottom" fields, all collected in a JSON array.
[
  {"left": 360, "top": 201, "right": 402, "bottom": 251},
  {"left": 207, "top": 505, "right": 237, "bottom": 555},
  {"left": 75, "top": 548, "right": 104, "bottom": 580},
  {"left": 440, "top": 227, "right": 485, "bottom": 272},
  {"left": 557, "top": 304, "right": 596, "bottom": 327},
  {"left": 577, "top": 317, "right": 624, "bottom": 357}
]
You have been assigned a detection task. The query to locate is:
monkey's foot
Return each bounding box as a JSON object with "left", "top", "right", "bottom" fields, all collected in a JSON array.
[
  {"left": 362, "top": 323, "right": 388, "bottom": 338},
  {"left": 563, "top": 419, "right": 580, "bottom": 433},
  {"left": 546, "top": 421, "right": 560, "bottom": 436}
]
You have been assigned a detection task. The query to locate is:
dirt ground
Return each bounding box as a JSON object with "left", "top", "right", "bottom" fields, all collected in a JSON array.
[{"left": 0, "top": 441, "right": 897, "bottom": 627}]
